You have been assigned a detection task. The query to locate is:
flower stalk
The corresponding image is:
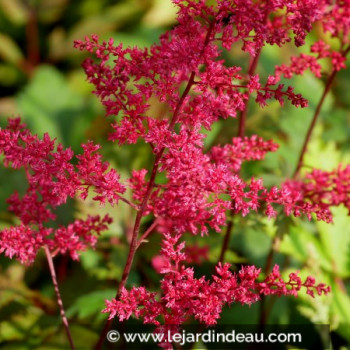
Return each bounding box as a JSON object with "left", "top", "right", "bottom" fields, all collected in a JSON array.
[{"left": 44, "top": 245, "right": 75, "bottom": 350}]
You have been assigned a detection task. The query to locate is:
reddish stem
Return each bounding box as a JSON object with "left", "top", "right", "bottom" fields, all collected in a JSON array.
[
  {"left": 118, "top": 196, "right": 140, "bottom": 211},
  {"left": 238, "top": 48, "right": 263, "bottom": 138},
  {"left": 26, "top": 9, "right": 40, "bottom": 67},
  {"left": 258, "top": 240, "right": 281, "bottom": 326},
  {"left": 18, "top": 0, "right": 40, "bottom": 76},
  {"left": 293, "top": 69, "right": 338, "bottom": 178},
  {"left": 293, "top": 45, "right": 350, "bottom": 178},
  {"left": 44, "top": 246, "right": 75, "bottom": 350},
  {"left": 137, "top": 218, "right": 160, "bottom": 248},
  {"left": 218, "top": 210, "right": 234, "bottom": 263},
  {"left": 219, "top": 47, "right": 263, "bottom": 262}
]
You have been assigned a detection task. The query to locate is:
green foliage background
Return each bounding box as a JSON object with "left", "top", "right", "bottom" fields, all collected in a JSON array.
[{"left": 0, "top": 0, "right": 349, "bottom": 349}]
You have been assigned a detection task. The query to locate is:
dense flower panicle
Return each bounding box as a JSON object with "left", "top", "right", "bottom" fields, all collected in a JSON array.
[
  {"left": 0, "top": 215, "right": 112, "bottom": 265},
  {"left": 0, "top": 118, "right": 80, "bottom": 225},
  {"left": 128, "top": 132, "right": 331, "bottom": 235},
  {"left": 0, "top": 118, "right": 118, "bottom": 264},
  {"left": 128, "top": 169, "right": 149, "bottom": 203},
  {"left": 269, "top": 40, "right": 348, "bottom": 89},
  {"left": 284, "top": 165, "right": 350, "bottom": 221},
  {"left": 52, "top": 214, "right": 113, "bottom": 260},
  {"left": 161, "top": 234, "right": 187, "bottom": 268},
  {"left": 74, "top": 0, "right": 324, "bottom": 149},
  {"left": 0, "top": 225, "right": 50, "bottom": 265},
  {"left": 155, "top": 137, "right": 230, "bottom": 235},
  {"left": 74, "top": 12, "right": 218, "bottom": 145},
  {"left": 215, "top": 0, "right": 326, "bottom": 52},
  {"left": 192, "top": 67, "right": 309, "bottom": 123},
  {"left": 1, "top": 0, "right": 342, "bottom": 337},
  {"left": 73, "top": 0, "right": 333, "bottom": 236},
  {"left": 103, "top": 235, "right": 330, "bottom": 328},
  {"left": 76, "top": 141, "right": 126, "bottom": 205},
  {"left": 210, "top": 135, "right": 279, "bottom": 172},
  {"left": 321, "top": 0, "right": 350, "bottom": 45},
  {"left": 187, "top": 63, "right": 248, "bottom": 126},
  {"left": 0, "top": 119, "right": 125, "bottom": 220}
]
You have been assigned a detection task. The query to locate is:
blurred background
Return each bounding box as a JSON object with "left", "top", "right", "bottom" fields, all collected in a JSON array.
[{"left": 0, "top": 0, "right": 350, "bottom": 349}]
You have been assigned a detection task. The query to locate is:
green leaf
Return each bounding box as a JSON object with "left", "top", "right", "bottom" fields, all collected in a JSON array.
[
  {"left": 16, "top": 65, "right": 95, "bottom": 150},
  {"left": 0, "top": 0, "right": 28, "bottom": 25},
  {"left": 142, "top": 0, "right": 177, "bottom": 27},
  {"left": 330, "top": 281, "right": 350, "bottom": 341},
  {"left": 279, "top": 225, "right": 332, "bottom": 272},
  {"left": 68, "top": 2, "right": 141, "bottom": 44},
  {"left": 0, "top": 33, "right": 23, "bottom": 65},
  {"left": 37, "top": 0, "right": 68, "bottom": 24},
  {"left": 317, "top": 206, "right": 350, "bottom": 278},
  {"left": 66, "top": 289, "right": 115, "bottom": 319}
]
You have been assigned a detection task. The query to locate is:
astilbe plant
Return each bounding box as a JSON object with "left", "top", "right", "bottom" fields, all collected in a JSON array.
[{"left": 4, "top": 0, "right": 350, "bottom": 349}]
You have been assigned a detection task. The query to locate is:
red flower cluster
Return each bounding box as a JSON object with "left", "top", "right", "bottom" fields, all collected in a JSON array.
[
  {"left": 74, "top": 0, "right": 328, "bottom": 148},
  {"left": 268, "top": 40, "right": 347, "bottom": 89},
  {"left": 72, "top": 0, "right": 345, "bottom": 237},
  {"left": 76, "top": 3, "right": 341, "bottom": 333},
  {"left": 4, "top": 0, "right": 348, "bottom": 344},
  {"left": 210, "top": 135, "right": 279, "bottom": 172},
  {"left": 321, "top": 0, "right": 350, "bottom": 46},
  {"left": 0, "top": 215, "right": 112, "bottom": 265},
  {"left": 0, "top": 118, "right": 120, "bottom": 264},
  {"left": 103, "top": 234, "right": 330, "bottom": 326},
  {"left": 128, "top": 133, "right": 333, "bottom": 235},
  {"left": 285, "top": 165, "right": 350, "bottom": 222}
]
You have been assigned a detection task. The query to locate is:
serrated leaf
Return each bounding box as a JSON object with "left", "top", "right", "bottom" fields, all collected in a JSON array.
[
  {"left": 279, "top": 225, "right": 332, "bottom": 272},
  {"left": 330, "top": 281, "right": 350, "bottom": 336},
  {"left": 317, "top": 206, "right": 350, "bottom": 278}
]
